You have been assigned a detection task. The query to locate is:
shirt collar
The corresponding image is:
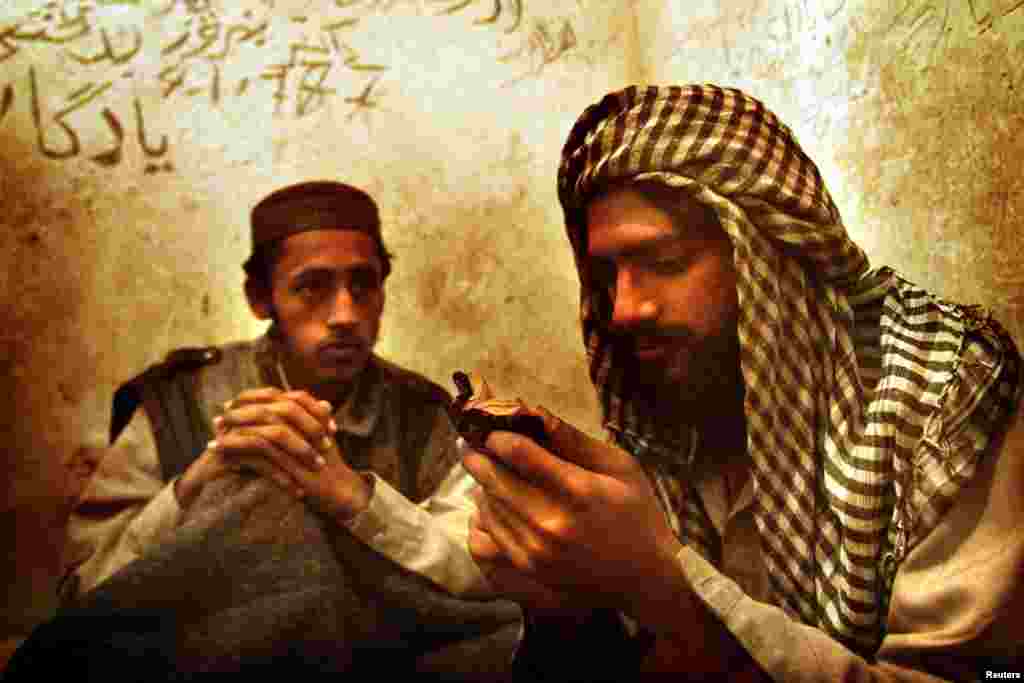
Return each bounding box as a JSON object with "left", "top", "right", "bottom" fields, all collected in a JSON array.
[
  {"left": 331, "top": 356, "right": 384, "bottom": 438},
  {"left": 694, "top": 468, "right": 755, "bottom": 539},
  {"left": 259, "top": 333, "right": 384, "bottom": 438}
]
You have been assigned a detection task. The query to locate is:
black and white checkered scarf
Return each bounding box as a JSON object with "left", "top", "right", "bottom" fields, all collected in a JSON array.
[{"left": 557, "top": 85, "right": 1020, "bottom": 654}]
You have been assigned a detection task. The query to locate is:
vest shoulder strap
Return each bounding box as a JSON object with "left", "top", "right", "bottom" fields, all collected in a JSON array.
[{"left": 110, "top": 346, "right": 223, "bottom": 480}]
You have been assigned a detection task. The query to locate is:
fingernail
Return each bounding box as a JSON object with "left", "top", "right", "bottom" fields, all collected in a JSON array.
[
  {"left": 207, "top": 439, "right": 219, "bottom": 452},
  {"left": 319, "top": 400, "right": 332, "bottom": 414},
  {"left": 320, "top": 435, "right": 333, "bottom": 452},
  {"left": 328, "top": 418, "right": 338, "bottom": 433},
  {"left": 213, "top": 416, "right": 223, "bottom": 430},
  {"left": 222, "top": 400, "right": 233, "bottom": 411},
  {"left": 455, "top": 436, "right": 467, "bottom": 454},
  {"left": 314, "top": 455, "right": 327, "bottom": 469}
]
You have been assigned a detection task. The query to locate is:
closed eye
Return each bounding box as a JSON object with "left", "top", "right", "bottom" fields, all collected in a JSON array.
[{"left": 647, "top": 254, "right": 693, "bottom": 274}]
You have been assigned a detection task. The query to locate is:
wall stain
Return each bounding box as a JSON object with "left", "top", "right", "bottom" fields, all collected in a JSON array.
[
  {"left": 379, "top": 176, "right": 598, "bottom": 434},
  {"left": 0, "top": 132, "right": 93, "bottom": 633},
  {"left": 844, "top": 2, "right": 1024, "bottom": 344},
  {"left": 412, "top": 198, "right": 508, "bottom": 335}
]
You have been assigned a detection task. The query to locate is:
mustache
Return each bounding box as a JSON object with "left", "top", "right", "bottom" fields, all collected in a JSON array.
[
  {"left": 317, "top": 335, "right": 367, "bottom": 351},
  {"left": 603, "top": 322, "right": 695, "bottom": 347}
]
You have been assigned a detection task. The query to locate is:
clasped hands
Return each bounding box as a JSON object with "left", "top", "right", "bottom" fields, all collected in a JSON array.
[
  {"left": 174, "top": 387, "right": 371, "bottom": 522},
  {"left": 459, "top": 378, "right": 684, "bottom": 621}
]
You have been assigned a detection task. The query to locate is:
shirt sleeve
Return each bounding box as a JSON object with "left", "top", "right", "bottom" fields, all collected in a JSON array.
[
  {"left": 676, "top": 402, "right": 1024, "bottom": 682},
  {"left": 343, "top": 395, "right": 496, "bottom": 598},
  {"left": 65, "top": 408, "right": 183, "bottom": 595},
  {"left": 345, "top": 461, "right": 496, "bottom": 598}
]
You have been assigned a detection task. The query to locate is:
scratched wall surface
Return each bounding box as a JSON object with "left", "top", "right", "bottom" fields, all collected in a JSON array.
[{"left": 3, "top": 0, "right": 1023, "bottom": 653}]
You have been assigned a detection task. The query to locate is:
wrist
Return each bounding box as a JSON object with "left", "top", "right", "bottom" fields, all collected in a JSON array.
[
  {"left": 330, "top": 471, "right": 375, "bottom": 523},
  {"left": 621, "top": 539, "right": 692, "bottom": 630}
]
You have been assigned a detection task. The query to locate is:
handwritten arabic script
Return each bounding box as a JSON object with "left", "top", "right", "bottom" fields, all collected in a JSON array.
[{"left": 0, "top": 0, "right": 582, "bottom": 169}]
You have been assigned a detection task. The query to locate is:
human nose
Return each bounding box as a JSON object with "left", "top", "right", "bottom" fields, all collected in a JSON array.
[
  {"left": 610, "top": 266, "right": 659, "bottom": 328},
  {"left": 326, "top": 286, "right": 358, "bottom": 328}
]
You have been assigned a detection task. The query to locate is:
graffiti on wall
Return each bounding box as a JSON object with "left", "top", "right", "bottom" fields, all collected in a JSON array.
[
  {"left": 668, "top": 0, "right": 859, "bottom": 142},
  {"left": 883, "top": 0, "right": 1024, "bottom": 69},
  {"left": 0, "top": 0, "right": 584, "bottom": 169}
]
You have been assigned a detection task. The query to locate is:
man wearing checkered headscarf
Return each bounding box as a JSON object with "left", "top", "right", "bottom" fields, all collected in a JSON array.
[{"left": 545, "top": 85, "right": 1022, "bottom": 677}]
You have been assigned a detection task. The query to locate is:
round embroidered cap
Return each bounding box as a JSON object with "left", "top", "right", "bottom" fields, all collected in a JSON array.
[
  {"left": 245, "top": 180, "right": 391, "bottom": 279},
  {"left": 249, "top": 180, "right": 382, "bottom": 248}
]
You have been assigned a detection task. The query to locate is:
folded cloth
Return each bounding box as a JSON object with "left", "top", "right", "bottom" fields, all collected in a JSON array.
[{"left": 3, "top": 474, "right": 522, "bottom": 677}]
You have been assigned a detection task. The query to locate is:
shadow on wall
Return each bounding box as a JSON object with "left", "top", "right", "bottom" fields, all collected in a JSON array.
[{"left": 0, "top": 131, "right": 102, "bottom": 655}]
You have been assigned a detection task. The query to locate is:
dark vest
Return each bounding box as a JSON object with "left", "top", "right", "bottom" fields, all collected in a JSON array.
[
  {"left": 109, "top": 339, "right": 457, "bottom": 501},
  {"left": 111, "top": 346, "right": 225, "bottom": 482}
]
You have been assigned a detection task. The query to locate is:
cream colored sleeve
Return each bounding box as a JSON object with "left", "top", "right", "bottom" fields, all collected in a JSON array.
[
  {"left": 66, "top": 408, "right": 183, "bottom": 594},
  {"left": 676, "top": 404, "right": 1024, "bottom": 682},
  {"left": 345, "top": 462, "right": 495, "bottom": 599}
]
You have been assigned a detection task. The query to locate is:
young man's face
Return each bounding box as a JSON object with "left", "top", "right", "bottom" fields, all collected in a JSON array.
[
  {"left": 585, "top": 185, "right": 740, "bottom": 407},
  {"left": 255, "top": 229, "right": 385, "bottom": 401}
]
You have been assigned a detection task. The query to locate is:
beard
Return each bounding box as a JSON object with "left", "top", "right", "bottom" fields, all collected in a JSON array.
[{"left": 611, "top": 322, "right": 743, "bottom": 422}]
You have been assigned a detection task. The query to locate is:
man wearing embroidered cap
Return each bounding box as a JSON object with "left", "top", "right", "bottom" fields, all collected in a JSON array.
[
  {"left": 40, "top": 181, "right": 521, "bottom": 674},
  {"left": 460, "top": 85, "right": 1024, "bottom": 679},
  {"left": 63, "top": 180, "right": 436, "bottom": 590}
]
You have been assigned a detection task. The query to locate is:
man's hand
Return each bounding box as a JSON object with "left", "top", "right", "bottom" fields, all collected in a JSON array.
[
  {"left": 175, "top": 388, "right": 371, "bottom": 522},
  {"left": 465, "top": 407, "right": 767, "bottom": 676},
  {"left": 462, "top": 405, "right": 685, "bottom": 622}
]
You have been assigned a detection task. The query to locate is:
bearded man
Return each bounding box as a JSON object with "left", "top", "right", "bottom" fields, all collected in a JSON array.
[{"left": 461, "top": 85, "right": 1023, "bottom": 680}]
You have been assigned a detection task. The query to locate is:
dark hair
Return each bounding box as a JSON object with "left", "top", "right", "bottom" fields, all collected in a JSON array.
[
  {"left": 242, "top": 236, "right": 393, "bottom": 291},
  {"left": 242, "top": 240, "right": 282, "bottom": 291}
]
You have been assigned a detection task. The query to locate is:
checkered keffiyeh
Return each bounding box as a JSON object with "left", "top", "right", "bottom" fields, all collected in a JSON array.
[{"left": 557, "top": 85, "right": 1021, "bottom": 654}]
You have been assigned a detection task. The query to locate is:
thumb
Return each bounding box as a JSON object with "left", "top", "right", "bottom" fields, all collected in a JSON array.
[
  {"left": 532, "top": 405, "right": 633, "bottom": 475},
  {"left": 467, "top": 371, "right": 495, "bottom": 401}
]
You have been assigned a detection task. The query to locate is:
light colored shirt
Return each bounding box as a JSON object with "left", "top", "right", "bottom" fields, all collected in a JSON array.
[
  {"left": 682, "top": 402, "right": 1024, "bottom": 681},
  {"left": 65, "top": 408, "right": 181, "bottom": 594}
]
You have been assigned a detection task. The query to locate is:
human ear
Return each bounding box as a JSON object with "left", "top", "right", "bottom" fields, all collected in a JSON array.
[{"left": 244, "top": 278, "right": 273, "bottom": 321}]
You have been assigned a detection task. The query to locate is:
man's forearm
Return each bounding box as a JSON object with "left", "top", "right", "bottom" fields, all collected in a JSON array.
[
  {"left": 640, "top": 629, "right": 767, "bottom": 679},
  {"left": 344, "top": 469, "right": 494, "bottom": 597},
  {"left": 636, "top": 592, "right": 765, "bottom": 678},
  {"left": 623, "top": 540, "right": 765, "bottom": 677},
  {"left": 670, "top": 546, "right": 983, "bottom": 682}
]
